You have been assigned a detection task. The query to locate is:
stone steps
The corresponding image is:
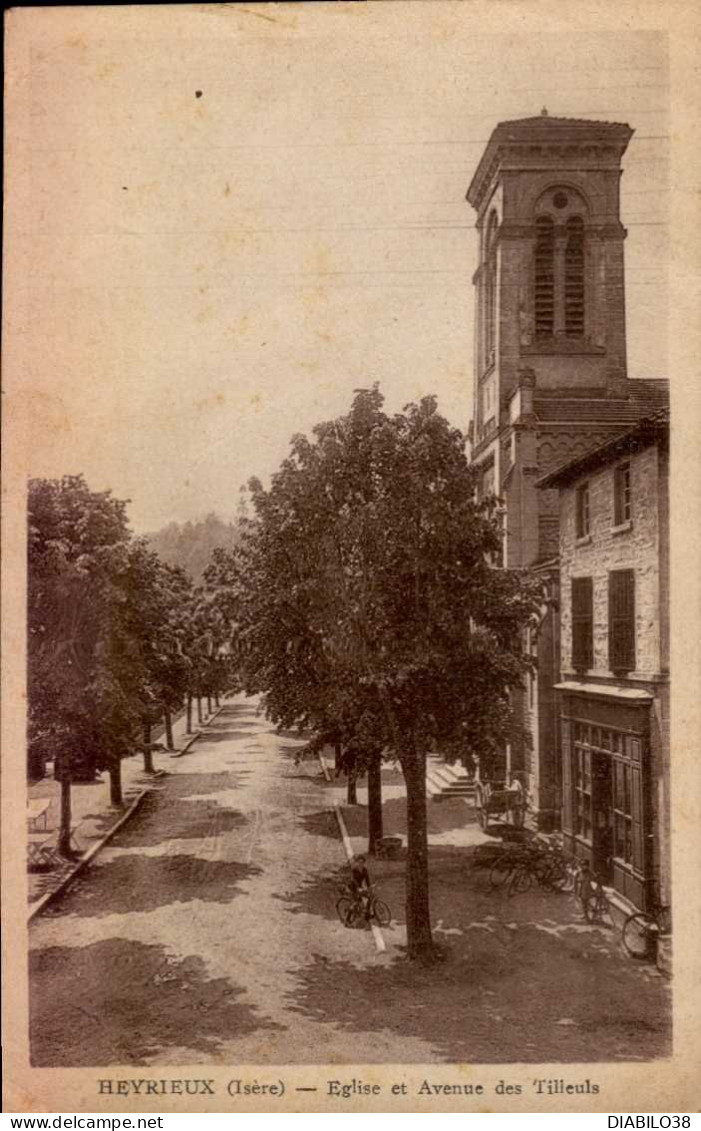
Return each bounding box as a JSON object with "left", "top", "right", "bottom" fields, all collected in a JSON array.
[{"left": 426, "top": 757, "right": 477, "bottom": 801}]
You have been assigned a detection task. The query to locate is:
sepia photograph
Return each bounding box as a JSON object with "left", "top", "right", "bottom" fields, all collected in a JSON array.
[{"left": 3, "top": 0, "right": 700, "bottom": 1115}]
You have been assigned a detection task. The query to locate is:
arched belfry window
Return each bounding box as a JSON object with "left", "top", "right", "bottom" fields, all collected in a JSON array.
[
  {"left": 534, "top": 216, "right": 555, "bottom": 337},
  {"left": 533, "top": 187, "right": 589, "bottom": 342},
  {"left": 565, "top": 216, "right": 585, "bottom": 336},
  {"left": 484, "top": 212, "right": 498, "bottom": 364}
]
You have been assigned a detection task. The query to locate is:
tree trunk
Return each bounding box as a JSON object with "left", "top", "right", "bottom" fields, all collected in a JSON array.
[
  {"left": 197, "top": 696, "right": 203, "bottom": 725},
  {"left": 207, "top": 693, "right": 212, "bottom": 716},
  {"left": 375, "top": 683, "right": 435, "bottom": 961},
  {"left": 164, "top": 706, "right": 174, "bottom": 751},
  {"left": 334, "top": 741, "right": 342, "bottom": 776},
  {"left": 367, "top": 756, "right": 383, "bottom": 855},
  {"left": 214, "top": 691, "right": 220, "bottom": 708},
  {"left": 142, "top": 721, "right": 155, "bottom": 773},
  {"left": 186, "top": 694, "right": 193, "bottom": 734},
  {"left": 347, "top": 767, "right": 358, "bottom": 805},
  {"left": 109, "top": 756, "right": 123, "bottom": 807},
  {"left": 401, "top": 746, "right": 436, "bottom": 962},
  {"left": 58, "top": 774, "right": 73, "bottom": 858}
]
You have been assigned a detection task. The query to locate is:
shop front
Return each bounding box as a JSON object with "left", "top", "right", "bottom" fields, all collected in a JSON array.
[{"left": 557, "top": 684, "right": 654, "bottom": 911}]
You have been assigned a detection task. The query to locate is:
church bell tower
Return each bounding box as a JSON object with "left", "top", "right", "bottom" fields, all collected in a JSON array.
[
  {"left": 467, "top": 111, "right": 634, "bottom": 483},
  {"left": 465, "top": 112, "right": 645, "bottom": 828}
]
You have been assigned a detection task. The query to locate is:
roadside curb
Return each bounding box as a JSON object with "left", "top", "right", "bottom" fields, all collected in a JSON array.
[
  {"left": 333, "top": 803, "right": 386, "bottom": 954},
  {"left": 28, "top": 703, "right": 230, "bottom": 921},
  {"left": 318, "top": 751, "right": 331, "bottom": 782},
  {"left": 28, "top": 788, "right": 151, "bottom": 922},
  {"left": 170, "top": 702, "right": 226, "bottom": 758},
  {"left": 170, "top": 730, "right": 204, "bottom": 758}
]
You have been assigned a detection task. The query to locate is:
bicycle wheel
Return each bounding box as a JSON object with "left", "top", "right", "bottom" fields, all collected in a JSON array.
[
  {"left": 372, "top": 899, "right": 392, "bottom": 927},
  {"left": 336, "top": 897, "right": 359, "bottom": 927},
  {"left": 489, "top": 856, "right": 515, "bottom": 888},
  {"left": 508, "top": 865, "right": 532, "bottom": 897},
  {"left": 545, "top": 860, "right": 570, "bottom": 892},
  {"left": 622, "top": 912, "right": 655, "bottom": 958},
  {"left": 533, "top": 857, "right": 555, "bottom": 889}
]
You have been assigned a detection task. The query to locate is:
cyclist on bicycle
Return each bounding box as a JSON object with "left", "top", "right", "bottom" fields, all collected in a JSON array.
[{"left": 349, "top": 854, "right": 372, "bottom": 922}]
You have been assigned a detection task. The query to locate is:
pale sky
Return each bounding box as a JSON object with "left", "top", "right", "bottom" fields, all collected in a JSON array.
[{"left": 12, "top": 6, "right": 668, "bottom": 531}]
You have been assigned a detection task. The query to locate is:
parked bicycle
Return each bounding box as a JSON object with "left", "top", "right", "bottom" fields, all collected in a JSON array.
[
  {"left": 489, "top": 840, "right": 572, "bottom": 897},
  {"left": 336, "top": 883, "right": 392, "bottom": 928},
  {"left": 622, "top": 903, "right": 671, "bottom": 968},
  {"left": 574, "top": 864, "right": 612, "bottom": 925}
]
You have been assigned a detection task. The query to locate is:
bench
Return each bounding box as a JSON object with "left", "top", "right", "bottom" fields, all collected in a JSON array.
[{"left": 27, "top": 832, "right": 59, "bottom": 870}]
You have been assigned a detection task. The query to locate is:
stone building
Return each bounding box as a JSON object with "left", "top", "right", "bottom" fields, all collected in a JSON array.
[
  {"left": 538, "top": 410, "right": 670, "bottom": 913},
  {"left": 465, "top": 111, "right": 668, "bottom": 828}
]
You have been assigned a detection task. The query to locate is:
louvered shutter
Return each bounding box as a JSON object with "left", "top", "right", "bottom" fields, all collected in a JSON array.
[
  {"left": 572, "top": 577, "right": 593, "bottom": 670},
  {"left": 609, "top": 570, "right": 635, "bottom": 672}
]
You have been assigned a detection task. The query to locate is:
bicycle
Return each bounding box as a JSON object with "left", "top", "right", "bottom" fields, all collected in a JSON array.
[
  {"left": 336, "top": 884, "right": 392, "bottom": 928},
  {"left": 489, "top": 847, "right": 530, "bottom": 889},
  {"left": 622, "top": 904, "right": 671, "bottom": 966},
  {"left": 575, "top": 869, "right": 612, "bottom": 925},
  {"left": 502, "top": 844, "right": 571, "bottom": 897}
]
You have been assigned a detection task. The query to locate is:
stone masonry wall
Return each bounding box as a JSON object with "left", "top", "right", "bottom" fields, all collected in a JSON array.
[{"left": 560, "top": 443, "right": 661, "bottom": 677}]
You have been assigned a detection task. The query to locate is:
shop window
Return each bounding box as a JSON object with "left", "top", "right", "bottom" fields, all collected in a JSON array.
[
  {"left": 614, "top": 462, "right": 631, "bottom": 526},
  {"left": 571, "top": 576, "right": 593, "bottom": 671},
  {"left": 609, "top": 570, "right": 636, "bottom": 673},
  {"left": 575, "top": 483, "right": 590, "bottom": 538},
  {"left": 574, "top": 746, "right": 592, "bottom": 843},
  {"left": 613, "top": 759, "right": 634, "bottom": 866}
]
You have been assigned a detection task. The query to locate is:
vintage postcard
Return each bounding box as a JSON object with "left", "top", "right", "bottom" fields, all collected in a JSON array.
[{"left": 3, "top": 0, "right": 700, "bottom": 1115}]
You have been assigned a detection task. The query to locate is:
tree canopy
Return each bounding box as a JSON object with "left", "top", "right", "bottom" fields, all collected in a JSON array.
[{"left": 215, "top": 387, "right": 543, "bottom": 960}]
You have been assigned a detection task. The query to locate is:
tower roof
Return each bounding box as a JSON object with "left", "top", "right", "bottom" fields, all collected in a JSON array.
[{"left": 466, "top": 114, "right": 634, "bottom": 211}]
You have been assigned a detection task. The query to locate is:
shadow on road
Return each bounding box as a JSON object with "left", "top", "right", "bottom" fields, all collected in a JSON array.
[
  {"left": 284, "top": 853, "right": 671, "bottom": 1064},
  {"left": 288, "top": 922, "right": 671, "bottom": 1064},
  {"left": 274, "top": 865, "right": 349, "bottom": 923},
  {"left": 158, "top": 772, "right": 239, "bottom": 798},
  {"left": 199, "top": 726, "right": 265, "bottom": 743},
  {"left": 108, "top": 795, "right": 249, "bottom": 848},
  {"left": 44, "top": 853, "right": 262, "bottom": 918},
  {"left": 30, "top": 938, "right": 284, "bottom": 1066},
  {"left": 297, "top": 810, "right": 341, "bottom": 841}
]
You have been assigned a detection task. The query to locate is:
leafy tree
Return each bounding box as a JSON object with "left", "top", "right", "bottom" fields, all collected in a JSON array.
[
  {"left": 28, "top": 476, "right": 132, "bottom": 852},
  {"left": 28, "top": 477, "right": 200, "bottom": 841},
  {"left": 231, "top": 388, "right": 543, "bottom": 961}
]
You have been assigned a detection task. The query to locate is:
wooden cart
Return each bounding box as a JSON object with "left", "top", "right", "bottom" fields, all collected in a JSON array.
[{"left": 474, "top": 778, "right": 527, "bottom": 830}]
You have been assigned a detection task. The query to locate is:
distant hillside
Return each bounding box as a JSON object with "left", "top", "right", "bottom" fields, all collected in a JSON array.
[{"left": 146, "top": 513, "right": 241, "bottom": 582}]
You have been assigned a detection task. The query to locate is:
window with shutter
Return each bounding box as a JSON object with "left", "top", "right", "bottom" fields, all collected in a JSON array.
[
  {"left": 565, "top": 216, "right": 585, "bottom": 336},
  {"left": 609, "top": 570, "right": 635, "bottom": 673},
  {"left": 614, "top": 462, "right": 631, "bottom": 525},
  {"left": 534, "top": 216, "right": 555, "bottom": 337},
  {"left": 571, "top": 577, "right": 593, "bottom": 671},
  {"left": 575, "top": 483, "right": 590, "bottom": 538}
]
